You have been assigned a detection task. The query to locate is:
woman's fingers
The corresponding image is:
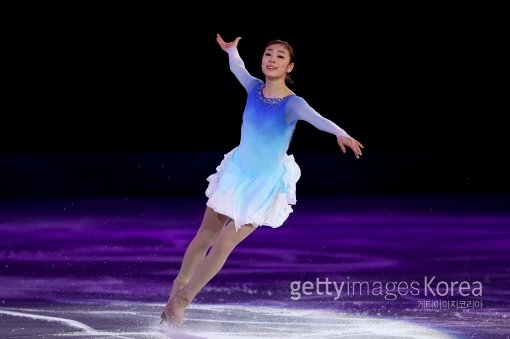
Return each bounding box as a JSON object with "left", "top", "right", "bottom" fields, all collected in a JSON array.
[{"left": 350, "top": 139, "right": 362, "bottom": 158}]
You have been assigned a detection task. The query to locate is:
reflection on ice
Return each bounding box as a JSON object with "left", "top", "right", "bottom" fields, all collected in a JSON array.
[{"left": 1, "top": 304, "right": 454, "bottom": 339}]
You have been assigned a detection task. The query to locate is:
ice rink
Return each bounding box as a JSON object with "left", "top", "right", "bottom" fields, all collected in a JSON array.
[{"left": 1, "top": 195, "right": 508, "bottom": 338}]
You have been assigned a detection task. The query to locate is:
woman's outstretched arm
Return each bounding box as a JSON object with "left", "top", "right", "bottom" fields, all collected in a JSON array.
[
  {"left": 216, "top": 34, "right": 259, "bottom": 93},
  {"left": 286, "top": 96, "right": 364, "bottom": 159}
]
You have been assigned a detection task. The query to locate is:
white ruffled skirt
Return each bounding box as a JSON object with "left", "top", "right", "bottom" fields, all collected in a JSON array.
[{"left": 205, "top": 147, "right": 301, "bottom": 232}]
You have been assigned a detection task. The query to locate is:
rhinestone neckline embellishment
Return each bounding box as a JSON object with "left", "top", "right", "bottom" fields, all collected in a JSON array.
[{"left": 258, "top": 85, "right": 294, "bottom": 104}]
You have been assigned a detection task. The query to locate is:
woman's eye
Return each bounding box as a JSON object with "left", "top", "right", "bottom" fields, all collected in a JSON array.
[
  {"left": 265, "top": 53, "right": 271, "bottom": 56},
  {"left": 277, "top": 55, "right": 284, "bottom": 59}
]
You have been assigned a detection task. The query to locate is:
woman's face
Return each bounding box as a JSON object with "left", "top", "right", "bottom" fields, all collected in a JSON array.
[{"left": 261, "top": 43, "right": 294, "bottom": 80}]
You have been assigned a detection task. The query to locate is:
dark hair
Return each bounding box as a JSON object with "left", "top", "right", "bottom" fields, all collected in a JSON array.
[{"left": 265, "top": 39, "right": 296, "bottom": 84}]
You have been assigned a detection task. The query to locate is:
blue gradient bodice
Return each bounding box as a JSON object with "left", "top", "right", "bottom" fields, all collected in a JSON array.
[{"left": 235, "top": 81, "right": 296, "bottom": 176}]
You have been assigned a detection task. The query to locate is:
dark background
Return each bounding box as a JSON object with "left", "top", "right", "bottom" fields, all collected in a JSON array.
[{"left": 1, "top": 8, "right": 507, "bottom": 197}]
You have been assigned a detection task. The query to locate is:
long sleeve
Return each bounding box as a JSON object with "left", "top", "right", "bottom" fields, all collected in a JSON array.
[
  {"left": 286, "top": 96, "right": 350, "bottom": 138},
  {"left": 226, "top": 47, "right": 259, "bottom": 93}
]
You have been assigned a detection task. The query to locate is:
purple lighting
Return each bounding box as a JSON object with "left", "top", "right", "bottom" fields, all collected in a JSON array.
[{"left": 0, "top": 195, "right": 509, "bottom": 338}]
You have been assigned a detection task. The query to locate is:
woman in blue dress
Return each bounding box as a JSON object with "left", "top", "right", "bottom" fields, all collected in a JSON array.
[{"left": 161, "top": 34, "right": 364, "bottom": 326}]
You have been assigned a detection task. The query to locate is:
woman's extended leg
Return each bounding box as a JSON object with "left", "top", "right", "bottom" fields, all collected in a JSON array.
[
  {"left": 168, "top": 206, "right": 230, "bottom": 299},
  {"left": 163, "top": 219, "right": 257, "bottom": 325}
]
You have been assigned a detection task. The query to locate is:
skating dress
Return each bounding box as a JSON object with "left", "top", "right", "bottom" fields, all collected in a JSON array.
[{"left": 205, "top": 47, "right": 349, "bottom": 232}]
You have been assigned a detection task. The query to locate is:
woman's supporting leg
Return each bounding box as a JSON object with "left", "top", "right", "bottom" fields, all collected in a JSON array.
[
  {"left": 168, "top": 206, "right": 230, "bottom": 299},
  {"left": 163, "top": 219, "right": 256, "bottom": 325},
  {"left": 179, "top": 220, "right": 256, "bottom": 301}
]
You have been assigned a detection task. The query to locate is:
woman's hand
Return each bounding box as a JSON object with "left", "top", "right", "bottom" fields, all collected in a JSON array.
[
  {"left": 216, "top": 33, "right": 242, "bottom": 52},
  {"left": 337, "top": 136, "right": 364, "bottom": 159}
]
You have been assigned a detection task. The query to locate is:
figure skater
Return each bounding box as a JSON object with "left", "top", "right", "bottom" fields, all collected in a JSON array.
[{"left": 160, "top": 33, "right": 364, "bottom": 326}]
